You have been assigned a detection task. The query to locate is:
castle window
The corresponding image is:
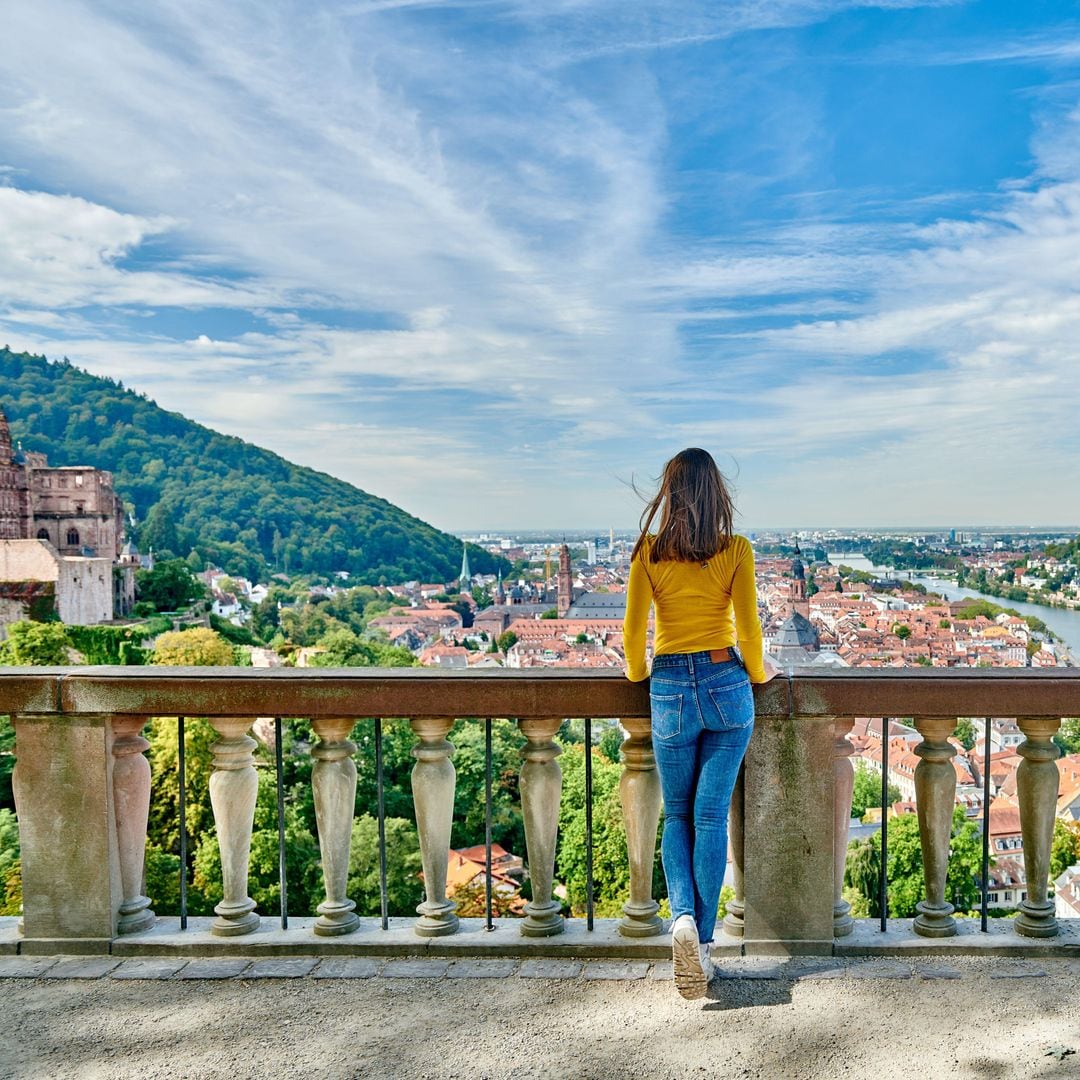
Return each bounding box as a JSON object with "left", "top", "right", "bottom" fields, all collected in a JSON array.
[
  {"left": 37, "top": 529, "right": 49, "bottom": 541},
  {"left": 75, "top": 474, "right": 84, "bottom": 487},
  {"left": 67, "top": 528, "right": 80, "bottom": 547}
]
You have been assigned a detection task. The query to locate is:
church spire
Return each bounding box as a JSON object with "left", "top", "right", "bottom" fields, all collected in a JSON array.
[{"left": 459, "top": 542, "right": 472, "bottom": 595}]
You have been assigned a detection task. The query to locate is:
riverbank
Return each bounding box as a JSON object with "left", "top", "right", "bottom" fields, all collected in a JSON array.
[{"left": 826, "top": 554, "right": 1080, "bottom": 659}]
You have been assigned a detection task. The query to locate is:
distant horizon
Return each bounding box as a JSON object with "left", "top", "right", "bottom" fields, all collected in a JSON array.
[{"left": 452, "top": 525, "right": 1080, "bottom": 539}]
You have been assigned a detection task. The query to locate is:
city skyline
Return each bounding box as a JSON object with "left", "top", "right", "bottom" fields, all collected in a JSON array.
[{"left": 2, "top": 2, "right": 1080, "bottom": 530}]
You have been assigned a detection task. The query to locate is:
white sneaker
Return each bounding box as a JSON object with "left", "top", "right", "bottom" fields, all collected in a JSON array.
[{"left": 671, "top": 915, "right": 709, "bottom": 1000}]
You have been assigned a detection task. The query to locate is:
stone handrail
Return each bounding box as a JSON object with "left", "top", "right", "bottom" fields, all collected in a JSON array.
[{"left": 5, "top": 667, "right": 1080, "bottom": 955}]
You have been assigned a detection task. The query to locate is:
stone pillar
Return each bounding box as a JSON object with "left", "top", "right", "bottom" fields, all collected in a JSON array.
[
  {"left": 832, "top": 717, "right": 855, "bottom": 937},
  {"left": 111, "top": 717, "right": 155, "bottom": 935},
  {"left": 311, "top": 717, "right": 360, "bottom": 937},
  {"left": 208, "top": 717, "right": 260, "bottom": 936},
  {"left": 410, "top": 716, "right": 459, "bottom": 937},
  {"left": 1014, "top": 716, "right": 1061, "bottom": 938},
  {"left": 13, "top": 714, "right": 123, "bottom": 952},
  {"left": 912, "top": 716, "right": 957, "bottom": 938},
  {"left": 617, "top": 717, "right": 662, "bottom": 937},
  {"left": 722, "top": 764, "right": 745, "bottom": 937},
  {"left": 517, "top": 717, "right": 564, "bottom": 937},
  {"left": 742, "top": 712, "right": 836, "bottom": 954}
]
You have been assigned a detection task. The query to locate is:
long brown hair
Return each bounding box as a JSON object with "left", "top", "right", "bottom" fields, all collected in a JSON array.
[{"left": 632, "top": 448, "right": 735, "bottom": 563}]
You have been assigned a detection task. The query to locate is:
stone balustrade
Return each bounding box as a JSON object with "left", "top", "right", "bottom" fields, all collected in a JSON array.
[{"left": 3, "top": 667, "right": 1079, "bottom": 955}]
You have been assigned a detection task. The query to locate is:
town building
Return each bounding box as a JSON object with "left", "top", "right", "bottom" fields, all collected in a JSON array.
[{"left": 0, "top": 407, "right": 134, "bottom": 631}]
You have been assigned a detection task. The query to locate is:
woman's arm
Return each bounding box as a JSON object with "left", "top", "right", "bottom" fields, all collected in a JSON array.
[
  {"left": 732, "top": 538, "right": 768, "bottom": 683},
  {"left": 623, "top": 550, "right": 653, "bottom": 682}
]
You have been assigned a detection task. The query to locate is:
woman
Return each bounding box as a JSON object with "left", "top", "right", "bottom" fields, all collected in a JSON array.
[{"left": 623, "top": 447, "right": 777, "bottom": 1000}]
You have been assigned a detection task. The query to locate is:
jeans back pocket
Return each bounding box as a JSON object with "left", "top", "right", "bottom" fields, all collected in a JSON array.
[
  {"left": 650, "top": 691, "right": 683, "bottom": 741},
  {"left": 704, "top": 679, "right": 754, "bottom": 731}
]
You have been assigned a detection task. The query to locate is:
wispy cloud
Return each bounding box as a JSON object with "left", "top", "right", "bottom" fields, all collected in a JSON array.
[{"left": 1, "top": 0, "right": 1079, "bottom": 528}]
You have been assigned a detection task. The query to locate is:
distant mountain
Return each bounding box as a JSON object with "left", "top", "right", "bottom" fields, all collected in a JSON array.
[{"left": 0, "top": 347, "right": 503, "bottom": 584}]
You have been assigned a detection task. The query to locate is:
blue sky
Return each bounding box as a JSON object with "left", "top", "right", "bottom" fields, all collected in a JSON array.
[{"left": 2, "top": 1, "right": 1080, "bottom": 531}]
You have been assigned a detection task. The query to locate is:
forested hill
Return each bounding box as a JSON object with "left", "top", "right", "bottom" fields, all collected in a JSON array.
[{"left": 0, "top": 347, "right": 503, "bottom": 583}]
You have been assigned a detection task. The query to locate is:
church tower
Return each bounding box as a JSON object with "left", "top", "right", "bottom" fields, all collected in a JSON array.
[
  {"left": 0, "top": 408, "right": 28, "bottom": 541},
  {"left": 790, "top": 538, "right": 809, "bottom": 619},
  {"left": 459, "top": 542, "right": 472, "bottom": 595},
  {"left": 557, "top": 543, "right": 572, "bottom": 617}
]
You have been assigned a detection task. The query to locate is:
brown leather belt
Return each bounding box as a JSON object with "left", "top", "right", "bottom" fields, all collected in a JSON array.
[{"left": 708, "top": 648, "right": 733, "bottom": 663}]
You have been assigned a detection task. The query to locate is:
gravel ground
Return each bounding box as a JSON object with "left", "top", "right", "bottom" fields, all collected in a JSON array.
[{"left": 1, "top": 957, "right": 1079, "bottom": 1079}]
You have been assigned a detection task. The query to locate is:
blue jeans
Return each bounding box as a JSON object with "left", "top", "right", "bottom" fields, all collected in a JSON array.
[{"left": 650, "top": 651, "right": 755, "bottom": 943}]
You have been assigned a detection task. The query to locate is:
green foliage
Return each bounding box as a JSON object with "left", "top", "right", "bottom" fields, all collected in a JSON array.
[
  {"left": 191, "top": 768, "right": 322, "bottom": 917},
  {"left": 65, "top": 624, "right": 151, "bottom": 665},
  {"left": 496, "top": 630, "right": 518, "bottom": 652},
  {"left": 598, "top": 723, "right": 624, "bottom": 764},
  {"left": 0, "top": 621, "right": 70, "bottom": 665},
  {"left": 140, "top": 501, "right": 181, "bottom": 558},
  {"left": 146, "top": 718, "right": 218, "bottom": 854},
  {"left": 844, "top": 807, "right": 985, "bottom": 918},
  {"left": 135, "top": 558, "right": 205, "bottom": 613},
  {"left": 347, "top": 815, "right": 424, "bottom": 918},
  {"left": 0, "top": 347, "right": 507, "bottom": 582},
  {"left": 0, "top": 809, "right": 19, "bottom": 915},
  {"left": 556, "top": 742, "right": 663, "bottom": 917},
  {"left": 850, "top": 761, "right": 901, "bottom": 820},
  {"left": 893, "top": 624, "right": 912, "bottom": 640},
  {"left": 307, "top": 627, "right": 417, "bottom": 668},
  {"left": 0, "top": 717, "right": 13, "bottom": 811},
  {"left": 447, "top": 720, "right": 525, "bottom": 856},
  {"left": 1055, "top": 718, "right": 1080, "bottom": 756},
  {"left": 209, "top": 613, "right": 262, "bottom": 647},
  {"left": 953, "top": 718, "right": 977, "bottom": 751},
  {"left": 1050, "top": 819, "right": 1080, "bottom": 880},
  {"left": 540, "top": 609, "right": 559, "bottom": 619},
  {"left": 152, "top": 628, "right": 235, "bottom": 666}
]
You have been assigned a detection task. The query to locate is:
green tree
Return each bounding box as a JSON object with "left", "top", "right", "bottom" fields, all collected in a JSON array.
[
  {"left": 497, "top": 630, "right": 518, "bottom": 652},
  {"left": 953, "top": 718, "right": 977, "bottom": 752},
  {"left": 307, "top": 627, "right": 417, "bottom": 668},
  {"left": 598, "top": 723, "right": 624, "bottom": 765},
  {"left": 893, "top": 624, "right": 912, "bottom": 641},
  {"left": 153, "top": 628, "right": 235, "bottom": 666},
  {"left": 1054, "top": 719, "right": 1080, "bottom": 756},
  {"left": 850, "top": 760, "right": 901, "bottom": 819},
  {"left": 347, "top": 814, "right": 423, "bottom": 917},
  {"left": 135, "top": 558, "right": 205, "bottom": 612},
  {"left": 845, "top": 807, "right": 985, "bottom": 918},
  {"left": 1050, "top": 819, "right": 1080, "bottom": 880},
  {"left": 0, "top": 621, "right": 70, "bottom": 665},
  {"left": 139, "top": 501, "right": 181, "bottom": 558},
  {"left": 556, "top": 741, "right": 663, "bottom": 917}
]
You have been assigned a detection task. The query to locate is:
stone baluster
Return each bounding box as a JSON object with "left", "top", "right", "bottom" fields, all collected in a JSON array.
[
  {"left": 112, "top": 717, "right": 156, "bottom": 935},
  {"left": 410, "top": 717, "right": 459, "bottom": 936},
  {"left": 617, "top": 717, "right": 662, "bottom": 937},
  {"left": 517, "top": 717, "right": 564, "bottom": 937},
  {"left": 722, "top": 764, "right": 745, "bottom": 937},
  {"left": 832, "top": 717, "right": 856, "bottom": 937},
  {"left": 1015, "top": 716, "right": 1062, "bottom": 938},
  {"left": 912, "top": 716, "right": 958, "bottom": 937},
  {"left": 208, "top": 717, "right": 260, "bottom": 936},
  {"left": 311, "top": 718, "right": 360, "bottom": 936}
]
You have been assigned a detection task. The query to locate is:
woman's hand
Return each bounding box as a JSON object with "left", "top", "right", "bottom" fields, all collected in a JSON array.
[{"left": 759, "top": 656, "right": 783, "bottom": 683}]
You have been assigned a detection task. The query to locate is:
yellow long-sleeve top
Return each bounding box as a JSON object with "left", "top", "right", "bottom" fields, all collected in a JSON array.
[{"left": 623, "top": 533, "right": 766, "bottom": 684}]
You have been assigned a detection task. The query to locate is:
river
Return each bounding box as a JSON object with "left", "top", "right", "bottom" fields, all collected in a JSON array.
[{"left": 826, "top": 553, "right": 1080, "bottom": 656}]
